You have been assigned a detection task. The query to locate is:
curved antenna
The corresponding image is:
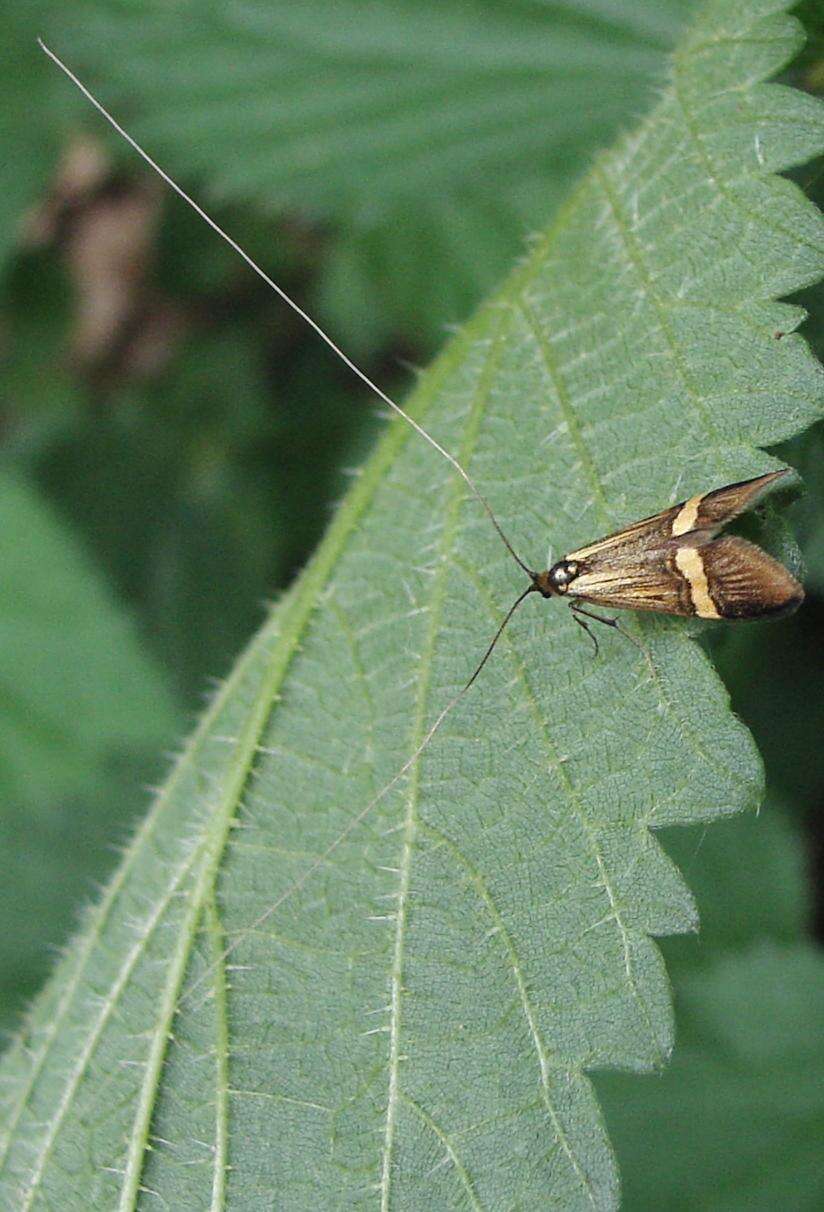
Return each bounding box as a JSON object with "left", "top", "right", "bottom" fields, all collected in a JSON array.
[
  {"left": 458, "top": 582, "right": 537, "bottom": 692},
  {"left": 180, "top": 583, "right": 536, "bottom": 1008},
  {"left": 38, "top": 40, "right": 535, "bottom": 580},
  {"left": 38, "top": 41, "right": 543, "bottom": 1006}
]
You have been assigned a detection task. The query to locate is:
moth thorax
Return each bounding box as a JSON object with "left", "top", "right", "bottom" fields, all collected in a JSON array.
[{"left": 534, "top": 560, "right": 580, "bottom": 598}]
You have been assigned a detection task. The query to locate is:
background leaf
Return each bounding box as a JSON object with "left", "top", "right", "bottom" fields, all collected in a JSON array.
[
  {"left": 0, "top": 472, "right": 180, "bottom": 1030},
  {"left": 1, "top": 1, "right": 823, "bottom": 1209},
  {"left": 52, "top": 0, "right": 695, "bottom": 349},
  {"left": 0, "top": 5, "right": 71, "bottom": 274},
  {"left": 598, "top": 944, "right": 824, "bottom": 1212}
]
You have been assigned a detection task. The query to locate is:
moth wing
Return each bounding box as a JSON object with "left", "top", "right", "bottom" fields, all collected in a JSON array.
[
  {"left": 566, "top": 507, "right": 680, "bottom": 566},
  {"left": 566, "top": 470, "right": 789, "bottom": 569},
  {"left": 672, "top": 469, "right": 790, "bottom": 538},
  {"left": 570, "top": 536, "right": 803, "bottom": 619},
  {"left": 697, "top": 536, "right": 803, "bottom": 619},
  {"left": 568, "top": 560, "right": 694, "bottom": 615}
]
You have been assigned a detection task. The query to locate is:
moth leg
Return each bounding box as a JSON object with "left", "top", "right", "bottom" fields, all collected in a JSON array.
[
  {"left": 569, "top": 601, "right": 659, "bottom": 678},
  {"left": 569, "top": 605, "right": 600, "bottom": 657},
  {"left": 569, "top": 602, "right": 618, "bottom": 629},
  {"left": 570, "top": 601, "right": 653, "bottom": 668}
]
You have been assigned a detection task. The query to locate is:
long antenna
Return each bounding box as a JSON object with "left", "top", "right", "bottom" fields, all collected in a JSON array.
[
  {"left": 180, "top": 583, "right": 536, "bottom": 1007},
  {"left": 39, "top": 41, "right": 542, "bottom": 999},
  {"left": 38, "top": 39, "right": 534, "bottom": 579}
]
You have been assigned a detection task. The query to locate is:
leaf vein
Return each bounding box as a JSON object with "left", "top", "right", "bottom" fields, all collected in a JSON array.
[
  {"left": 380, "top": 305, "right": 518, "bottom": 1210},
  {"left": 420, "top": 821, "right": 600, "bottom": 1208},
  {"left": 206, "top": 898, "right": 230, "bottom": 1212},
  {"left": 18, "top": 840, "right": 203, "bottom": 1211},
  {"left": 398, "top": 1091, "right": 486, "bottom": 1212}
]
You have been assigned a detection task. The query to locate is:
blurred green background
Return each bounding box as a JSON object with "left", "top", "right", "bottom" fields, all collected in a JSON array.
[{"left": 2, "top": 2, "right": 823, "bottom": 1206}]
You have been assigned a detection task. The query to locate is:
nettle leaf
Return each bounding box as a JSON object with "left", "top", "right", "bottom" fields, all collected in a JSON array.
[
  {"left": 2, "top": 1, "right": 824, "bottom": 1207},
  {"left": 55, "top": 0, "right": 693, "bottom": 346},
  {"left": 58, "top": 0, "right": 689, "bottom": 210}
]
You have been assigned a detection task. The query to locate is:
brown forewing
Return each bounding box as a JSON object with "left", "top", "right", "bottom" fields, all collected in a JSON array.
[{"left": 679, "top": 470, "right": 788, "bottom": 534}]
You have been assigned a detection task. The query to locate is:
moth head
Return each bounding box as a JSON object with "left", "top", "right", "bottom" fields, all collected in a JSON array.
[{"left": 533, "top": 560, "right": 580, "bottom": 597}]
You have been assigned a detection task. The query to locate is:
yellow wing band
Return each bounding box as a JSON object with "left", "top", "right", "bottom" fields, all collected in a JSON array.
[{"left": 674, "top": 546, "right": 719, "bottom": 618}]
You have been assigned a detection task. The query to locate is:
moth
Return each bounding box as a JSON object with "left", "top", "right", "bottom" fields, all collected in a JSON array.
[
  {"left": 452, "top": 467, "right": 803, "bottom": 685},
  {"left": 527, "top": 469, "right": 803, "bottom": 647}
]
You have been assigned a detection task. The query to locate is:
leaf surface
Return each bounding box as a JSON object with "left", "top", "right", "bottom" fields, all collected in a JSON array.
[{"left": 2, "top": 2, "right": 824, "bottom": 1208}]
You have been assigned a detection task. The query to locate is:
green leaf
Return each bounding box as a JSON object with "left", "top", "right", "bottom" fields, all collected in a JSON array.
[
  {"left": 2, "top": 1, "right": 823, "bottom": 1207},
  {"left": 0, "top": 4, "right": 76, "bottom": 275},
  {"left": 597, "top": 945, "right": 824, "bottom": 1211},
  {"left": 0, "top": 472, "right": 180, "bottom": 1028},
  {"left": 60, "top": 0, "right": 688, "bottom": 210},
  {"left": 54, "top": 0, "right": 694, "bottom": 347}
]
